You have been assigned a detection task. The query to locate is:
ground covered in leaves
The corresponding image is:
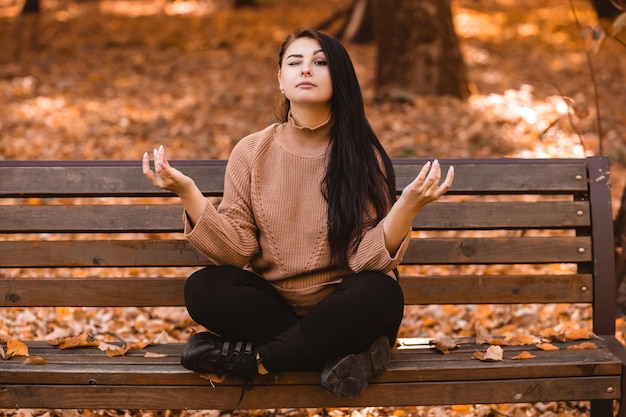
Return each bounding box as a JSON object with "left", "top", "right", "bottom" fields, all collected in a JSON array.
[{"left": 1, "top": 0, "right": 626, "bottom": 416}]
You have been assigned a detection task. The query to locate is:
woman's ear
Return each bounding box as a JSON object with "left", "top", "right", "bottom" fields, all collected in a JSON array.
[{"left": 277, "top": 69, "right": 283, "bottom": 92}]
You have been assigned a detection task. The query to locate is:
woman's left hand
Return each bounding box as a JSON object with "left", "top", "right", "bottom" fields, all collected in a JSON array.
[{"left": 399, "top": 159, "right": 454, "bottom": 210}]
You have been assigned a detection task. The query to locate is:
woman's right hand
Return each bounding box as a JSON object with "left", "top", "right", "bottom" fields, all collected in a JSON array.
[{"left": 142, "top": 145, "right": 194, "bottom": 195}]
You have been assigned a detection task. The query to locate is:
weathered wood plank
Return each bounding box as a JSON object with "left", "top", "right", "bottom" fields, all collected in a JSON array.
[
  {"left": 0, "top": 377, "right": 618, "bottom": 409},
  {"left": 0, "top": 237, "right": 592, "bottom": 268},
  {"left": 2, "top": 340, "right": 618, "bottom": 386},
  {"left": 402, "top": 236, "right": 592, "bottom": 264},
  {"left": 399, "top": 274, "right": 593, "bottom": 304},
  {"left": 0, "top": 161, "right": 227, "bottom": 197},
  {"left": 0, "top": 159, "right": 589, "bottom": 198},
  {"left": 0, "top": 201, "right": 591, "bottom": 233},
  {"left": 0, "top": 274, "right": 592, "bottom": 307}
]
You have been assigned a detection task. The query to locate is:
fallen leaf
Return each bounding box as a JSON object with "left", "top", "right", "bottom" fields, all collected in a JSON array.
[
  {"left": 475, "top": 323, "right": 491, "bottom": 345},
  {"left": 152, "top": 330, "right": 170, "bottom": 345},
  {"left": 144, "top": 352, "right": 167, "bottom": 358},
  {"left": 50, "top": 332, "right": 101, "bottom": 349},
  {"left": 564, "top": 329, "right": 596, "bottom": 341},
  {"left": 127, "top": 341, "right": 150, "bottom": 350},
  {"left": 540, "top": 328, "right": 567, "bottom": 343},
  {"left": 199, "top": 373, "right": 226, "bottom": 387},
  {"left": 106, "top": 344, "right": 131, "bottom": 357},
  {"left": 536, "top": 343, "right": 560, "bottom": 351},
  {"left": 473, "top": 345, "right": 503, "bottom": 361},
  {"left": 431, "top": 338, "right": 459, "bottom": 354},
  {"left": 23, "top": 356, "right": 47, "bottom": 365},
  {"left": 567, "top": 342, "right": 598, "bottom": 350},
  {"left": 98, "top": 342, "right": 121, "bottom": 352},
  {"left": 504, "top": 335, "right": 539, "bottom": 346},
  {"left": 7, "top": 339, "right": 29, "bottom": 357},
  {"left": 511, "top": 351, "right": 536, "bottom": 360}
]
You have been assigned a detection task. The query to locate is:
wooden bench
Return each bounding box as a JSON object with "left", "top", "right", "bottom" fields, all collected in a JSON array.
[{"left": 1, "top": 157, "right": 624, "bottom": 416}]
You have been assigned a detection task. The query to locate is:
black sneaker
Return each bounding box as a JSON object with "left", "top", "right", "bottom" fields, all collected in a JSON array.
[
  {"left": 180, "top": 332, "right": 258, "bottom": 381},
  {"left": 320, "top": 335, "right": 391, "bottom": 398}
]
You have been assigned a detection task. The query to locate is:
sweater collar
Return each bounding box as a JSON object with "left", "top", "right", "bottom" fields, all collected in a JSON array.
[{"left": 274, "top": 113, "right": 332, "bottom": 158}]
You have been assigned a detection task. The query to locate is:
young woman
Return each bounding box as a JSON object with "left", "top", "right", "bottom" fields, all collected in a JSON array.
[{"left": 142, "top": 27, "right": 454, "bottom": 398}]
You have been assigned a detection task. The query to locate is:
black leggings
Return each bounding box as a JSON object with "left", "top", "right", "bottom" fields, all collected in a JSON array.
[{"left": 184, "top": 265, "right": 404, "bottom": 372}]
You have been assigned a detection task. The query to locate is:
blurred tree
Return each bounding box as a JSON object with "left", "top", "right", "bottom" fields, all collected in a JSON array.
[
  {"left": 339, "top": 0, "right": 374, "bottom": 43},
  {"left": 373, "top": 0, "right": 469, "bottom": 100},
  {"left": 21, "top": 0, "right": 40, "bottom": 14},
  {"left": 234, "top": 0, "right": 258, "bottom": 7},
  {"left": 590, "top": 0, "right": 622, "bottom": 19}
]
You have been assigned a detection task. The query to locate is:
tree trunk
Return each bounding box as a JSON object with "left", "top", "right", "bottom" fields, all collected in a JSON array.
[
  {"left": 234, "top": 0, "right": 257, "bottom": 8},
  {"left": 373, "top": 0, "right": 469, "bottom": 101},
  {"left": 21, "top": 0, "right": 40, "bottom": 14},
  {"left": 339, "top": 0, "right": 375, "bottom": 43},
  {"left": 590, "top": 0, "right": 622, "bottom": 19}
]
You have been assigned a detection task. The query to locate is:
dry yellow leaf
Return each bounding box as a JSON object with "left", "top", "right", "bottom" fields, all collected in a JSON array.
[
  {"left": 127, "top": 341, "right": 150, "bottom": 350},
  {"left": 451, "top": 405, "right": 472, "bottom": 413},
  {"left": 106, "top": 345, "right": 131, "bottom": 357},
  {"left": 199, "top": 373, "right": 226, "bottom": 387},
  {"left": 484, "top": 345, "right": 504, "bottom": 361},
  {"left": 473, "top": 345, "right": 503, "bottom": 361},
  {"left": 505, "top": 335, "right": 538, "bottom": 346},
  {"left": 50, "top": 332, "right": 101, "bottom": 350},
  {"left": 567, "top": 342, "right": 598, "bottom": 350},
  {"left": 472, "top": 351, "right": 485, "bottom": 360},
  {"left": 536, "top": 343, "right": 559, "bottom": 351},
  {"left": 511, "top": 351, "right": 536, "bottom": 360},
  {"left": 152, "top": 330, "right": 170, "bottom": 345},
  {"left": 475, "top": 323, "right": 491, "bottom": 345},
  {"left": 564, "top": 329, "right": 596, "bottom": 341},
  {"left": 7, "top": 338, "right": 29, "bottom": 357},
  {"left": 144, "top": 352, "right": 167, "bottom": 358},
  {"left": 431, "top": 338, "right": 459, "bottom": 354},
  {"left": 23, "top": 356, "right": 47, "bottom": 365},
  {"left": 539, "top": 328, "right": 567, "bottom": 342}
]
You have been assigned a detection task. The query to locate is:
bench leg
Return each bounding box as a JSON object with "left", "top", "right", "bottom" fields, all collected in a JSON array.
[{"left": 591, "top": 400, "right": 617, "bottom": 417}]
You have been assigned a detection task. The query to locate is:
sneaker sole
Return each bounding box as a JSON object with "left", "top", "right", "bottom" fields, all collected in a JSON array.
[{"left": 320, "top": 335, "right": 391, "bottom": 398}]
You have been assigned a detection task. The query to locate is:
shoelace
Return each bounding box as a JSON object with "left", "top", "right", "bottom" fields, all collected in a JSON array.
[{"left": 214, "top": 341, "right": 256, "bottom": 406}]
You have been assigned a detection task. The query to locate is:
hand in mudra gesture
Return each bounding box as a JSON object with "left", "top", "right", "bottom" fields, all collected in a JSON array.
[
  {"left": 142, "top": 145, "right": 194, "bottom": 196},
  {"left": 400, "top": 159, "right": 454, "bottom": 210}
]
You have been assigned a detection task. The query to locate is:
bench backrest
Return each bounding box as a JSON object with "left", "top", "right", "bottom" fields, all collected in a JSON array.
[{"left": 0, "top": 157, "right": 615, "bottom": 334}]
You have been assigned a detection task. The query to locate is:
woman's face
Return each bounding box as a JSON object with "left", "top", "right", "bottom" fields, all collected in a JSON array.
[{"left": 278, "top": 37, "right": 333, "bottom": 108}]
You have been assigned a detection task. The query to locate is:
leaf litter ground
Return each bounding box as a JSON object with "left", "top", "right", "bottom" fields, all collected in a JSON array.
[{"left": 1, "top": 0, "right": 626, "bottom": 416}]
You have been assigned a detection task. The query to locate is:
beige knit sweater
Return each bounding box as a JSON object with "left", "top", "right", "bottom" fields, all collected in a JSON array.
[{"left": 185, "top": 116, "right": 411, "bottom": 315}]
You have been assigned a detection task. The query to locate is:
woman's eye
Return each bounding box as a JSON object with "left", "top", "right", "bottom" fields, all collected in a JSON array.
[
  {"left": 314, "top": 60, "right": 327, "bottom": 66},
  {"left": 288, "top": 61, "right": 301, "bottom": 66}
]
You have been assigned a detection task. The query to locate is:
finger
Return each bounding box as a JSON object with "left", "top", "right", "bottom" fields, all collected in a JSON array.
[
  {"left": 436, "top": 166, "right": 455, "bottom": 195},
  {"left": 142, "top": 152, "right": 156, "bottom": 181},
  {"left": 426, "top": 160, "right": 442, "bottom": 184},
  {"left": 443, "top": 166, "right": 455, "bottom": 188},
  {"left": 142, "top": 152, "right": 150, "bottom": 174}
]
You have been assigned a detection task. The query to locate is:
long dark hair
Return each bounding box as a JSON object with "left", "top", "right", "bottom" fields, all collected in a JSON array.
[{"left": 277, "top": 28, "right": 396, "bottom": 270}]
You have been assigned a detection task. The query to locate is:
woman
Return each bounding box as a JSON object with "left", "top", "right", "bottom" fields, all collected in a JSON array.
[{"left": 142, "top": 27, "right": 454, "bottom": 398}]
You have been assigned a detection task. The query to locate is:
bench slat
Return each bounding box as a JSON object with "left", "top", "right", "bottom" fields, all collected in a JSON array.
[
  {"left": 0, "top": 201, "right": 591, "bottom": 233},
  {"left": 7, "top": 340, "right": 618, "bottom": 382},
  {"left": 0, "top": 274, "right": 593, "bottom": 307},
  {"left": 0, "top": 159, "right": 588, "bottom": 197},
  {"left": 0, "top": 236, "right": 591, "bottom": 267},
  {"left": 0, "top": 377, "right": 618, "bottom": 409}
]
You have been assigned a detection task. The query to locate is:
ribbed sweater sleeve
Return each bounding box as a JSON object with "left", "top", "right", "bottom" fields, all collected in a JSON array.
[
  {"left": 183, "top": 136, "right": 260, "bottom": 267},
  {"left": 349, "top": 218, "right": 411, "bottom": 273}
]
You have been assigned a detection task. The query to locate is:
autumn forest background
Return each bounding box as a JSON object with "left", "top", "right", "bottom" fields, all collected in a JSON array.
[{"left": 1, "top": 0, "right": 626, "bottom": 416}]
